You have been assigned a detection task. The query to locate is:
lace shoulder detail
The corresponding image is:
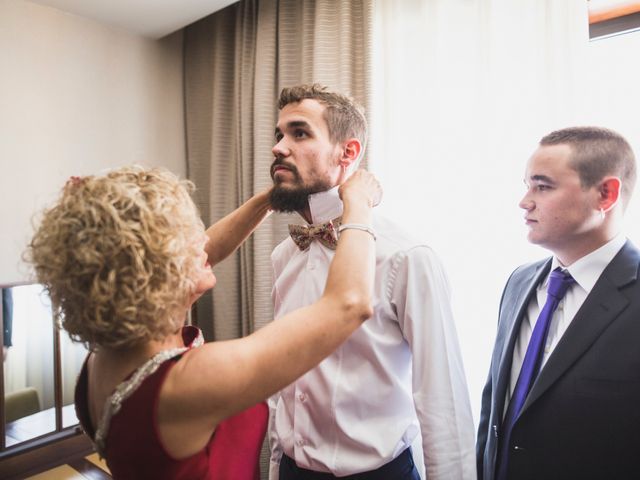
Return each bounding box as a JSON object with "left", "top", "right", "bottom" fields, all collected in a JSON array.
[{"left": 93, "top": 330, "right": 204, "bottom": 457}]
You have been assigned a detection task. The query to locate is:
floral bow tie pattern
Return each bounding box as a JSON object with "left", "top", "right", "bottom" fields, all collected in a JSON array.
[{"left": 288, "top": 218, "right": 341, "bottom": 251}]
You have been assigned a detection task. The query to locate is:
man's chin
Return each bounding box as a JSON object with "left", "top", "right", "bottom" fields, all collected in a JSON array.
[
  {"left": 527, "top": 234, "right": 551, "bottom": 250},
  {"left": 269, "top": 186, "right": 310, "bottom": 212},
  {"left": 271, "top": 181, "right": 297, "bottom": 190},
  {"left": 272, "top": 169, "right": 297, "bottom": 183}
]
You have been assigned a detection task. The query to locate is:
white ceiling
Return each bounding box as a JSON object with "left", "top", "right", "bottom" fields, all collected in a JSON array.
[{"left": 28, "top": 0, "right": 238, "bottom": 38}]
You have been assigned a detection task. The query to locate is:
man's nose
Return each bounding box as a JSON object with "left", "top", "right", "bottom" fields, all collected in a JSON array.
[
  {"left": 519, "top": 193, "right": 534, "bottom": 211},
  {"left": 272, "top": 139, "right": 290, "bottom": 158}
]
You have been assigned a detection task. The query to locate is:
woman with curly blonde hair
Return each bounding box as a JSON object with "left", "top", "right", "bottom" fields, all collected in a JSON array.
[{"left": 27, "top": 166, "right": 380, "bottom": 480}]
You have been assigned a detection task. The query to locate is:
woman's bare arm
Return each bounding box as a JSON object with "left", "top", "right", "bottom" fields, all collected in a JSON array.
[{"left": 204, "top": 189, "right": 272, "bottom": 266}]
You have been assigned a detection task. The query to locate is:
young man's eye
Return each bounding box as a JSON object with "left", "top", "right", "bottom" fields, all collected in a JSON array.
[
  {"left": 275, "top": 133, "right": 283, "bottom": 142},
  {"left": 536, "top": 184, "right": 551, "bottom": 191},
  {"left": 294, "top": 129, "right": 308, "bottom": 138}
]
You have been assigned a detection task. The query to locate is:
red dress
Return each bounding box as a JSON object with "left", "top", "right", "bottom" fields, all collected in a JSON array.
[{"left": 75, "top": 327, "right": 268, "bottom": 479}]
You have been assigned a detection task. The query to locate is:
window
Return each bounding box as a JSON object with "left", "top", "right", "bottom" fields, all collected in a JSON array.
[{"left": 589, "top": 0, "right": 640, "bottom": 39}]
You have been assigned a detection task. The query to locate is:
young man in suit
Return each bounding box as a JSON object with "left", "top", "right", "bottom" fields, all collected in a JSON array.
[{"left": 477, "top": 126, "right": 639, "bottom": 480}]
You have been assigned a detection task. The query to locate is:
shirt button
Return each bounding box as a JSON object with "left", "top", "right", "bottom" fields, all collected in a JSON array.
[
  {"left": 297, "top": 438, "right": 305, "bottom": 447},
  {"left": 308, "top": 263, "right": 315, "bottom": 270},
  {"left": 298, "top": 393, "right": 307, "bottom": 402}
]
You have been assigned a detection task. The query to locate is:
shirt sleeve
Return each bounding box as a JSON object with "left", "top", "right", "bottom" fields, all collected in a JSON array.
[
  {"left": 390, "top": 246, "right": 476, "bottom": 480},
  {"left": 268, "top": 252, "right": 283, "bottom": 480},
  {"left": 267, "top": 394, "right": 283, "bottom": 479}
]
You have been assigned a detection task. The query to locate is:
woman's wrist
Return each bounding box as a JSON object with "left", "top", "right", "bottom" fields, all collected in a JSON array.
[{"left": 338, "top": 223, "right": 376, "bottom": 241}]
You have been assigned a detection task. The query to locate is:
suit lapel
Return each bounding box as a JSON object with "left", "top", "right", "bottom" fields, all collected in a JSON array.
[
  {"left": 493, "top": 260, "right": 551, "bottom": 418},
  {"left": 522, "top": 242, "right": 640, "bottom": 413}
]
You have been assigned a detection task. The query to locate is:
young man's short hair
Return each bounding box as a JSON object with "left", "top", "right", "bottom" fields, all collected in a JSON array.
[{"left": 540, "top": 126, "right": 637, "bottom": 206}]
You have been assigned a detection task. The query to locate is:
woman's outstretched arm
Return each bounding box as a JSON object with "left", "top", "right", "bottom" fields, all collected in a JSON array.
[{"left": 204, "top": 189, "right": 272, "bottom": 266}]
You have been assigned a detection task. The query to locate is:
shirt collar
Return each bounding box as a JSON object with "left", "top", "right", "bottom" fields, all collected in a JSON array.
[
  {"left": 306, "top": 186, "right": 343, "bottom": 224},
  {"left": 546, "top": 234, "right": 627, "bottom": 294}
]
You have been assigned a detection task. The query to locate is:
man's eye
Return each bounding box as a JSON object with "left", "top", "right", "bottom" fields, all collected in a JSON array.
[
  {"left": 294, "top": 129, "right": 308, "bottom": 138},
  {"left": 536, "top": 185, "right": 551, "bottom": 191},
  {"left": 275, "top": 133, "right": 283, "bottom": 142}
]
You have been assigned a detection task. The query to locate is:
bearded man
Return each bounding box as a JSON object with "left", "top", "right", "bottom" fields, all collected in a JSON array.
[{"left": 267, "top": 84, "right": 476, "bottom": 480}]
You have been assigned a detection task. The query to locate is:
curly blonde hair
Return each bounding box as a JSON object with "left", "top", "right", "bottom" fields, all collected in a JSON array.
[{"left": 26, "top": 166, "right": 204, "bottom": 350}]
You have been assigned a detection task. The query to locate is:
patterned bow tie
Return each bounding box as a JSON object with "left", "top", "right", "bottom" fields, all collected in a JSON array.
[{"left": 288, "top": 218, "right": 341, "bottom": 251}]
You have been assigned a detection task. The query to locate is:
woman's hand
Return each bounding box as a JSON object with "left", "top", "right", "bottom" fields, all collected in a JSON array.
[{"left": 338, "top": 169, "right": 382, "bottom": 208}]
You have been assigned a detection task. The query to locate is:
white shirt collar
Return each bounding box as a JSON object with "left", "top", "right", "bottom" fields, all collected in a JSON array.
[
  {"left": 306, "top": 186, "right": 343, "bottom": 224},
  {"left": 547, "top": 234, "right": 627, "bottom": 294}
]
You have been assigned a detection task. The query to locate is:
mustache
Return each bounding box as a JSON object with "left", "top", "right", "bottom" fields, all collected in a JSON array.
[{"left": 270, "top": 158, "right": 299, "bottom": 179}]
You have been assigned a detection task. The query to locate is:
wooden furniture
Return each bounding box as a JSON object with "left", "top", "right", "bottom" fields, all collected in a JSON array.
[{"left": 5, "top": 387, "right": 40, "bottom": 424}]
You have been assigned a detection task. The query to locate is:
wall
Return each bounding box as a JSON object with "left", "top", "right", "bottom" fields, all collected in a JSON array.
[{"left": 0, "top": 0, "right": 186, "bottom": 284}]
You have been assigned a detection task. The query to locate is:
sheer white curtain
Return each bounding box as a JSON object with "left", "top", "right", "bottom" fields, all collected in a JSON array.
[{"left": 371, "top": 0, "right": 640, "bottom": 426}]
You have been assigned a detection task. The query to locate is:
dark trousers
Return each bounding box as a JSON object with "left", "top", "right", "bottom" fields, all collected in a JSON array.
[{"left": 279, "top": 448, "right": 421, "bottom": 480}]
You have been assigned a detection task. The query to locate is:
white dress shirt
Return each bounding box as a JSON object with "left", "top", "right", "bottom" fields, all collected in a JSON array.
[
  {"left": 507, "top": 234, "right": 627, "bottom": 402},
  {"left": 268, "top": 187, "right": 476, "bottom": 479}
]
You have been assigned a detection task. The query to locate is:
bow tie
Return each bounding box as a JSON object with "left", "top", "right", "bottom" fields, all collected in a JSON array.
[{"left": 288, "top": 218, "right": 341, "bottom": 251}]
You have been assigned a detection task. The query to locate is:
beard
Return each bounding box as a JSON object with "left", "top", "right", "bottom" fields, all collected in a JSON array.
[{"left": 269, "top": 158, "right": 333, "bottom": 212}]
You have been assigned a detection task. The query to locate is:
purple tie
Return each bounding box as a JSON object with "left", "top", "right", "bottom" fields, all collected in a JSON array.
[{"left": 496, "top": 268, "right": 575, "bottom": 480}]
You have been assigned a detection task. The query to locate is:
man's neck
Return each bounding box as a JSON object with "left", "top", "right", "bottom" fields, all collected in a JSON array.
[
  {"left": 298, "top": 203, "right": 313, "bottom": 223},
  {"left": 554, "top": 227, "right": 622, "bottom": 266}
]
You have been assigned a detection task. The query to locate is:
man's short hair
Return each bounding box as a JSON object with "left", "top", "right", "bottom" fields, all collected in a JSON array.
[
  {"left": 278, "top": 84, "right": 368, "bottom": 161},
  {"left": 540, "top": 126, "right": 637, "bottom": 207}
]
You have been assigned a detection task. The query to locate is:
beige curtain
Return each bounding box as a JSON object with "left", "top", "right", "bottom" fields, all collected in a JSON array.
[{"left": 184, "top": 0, "right": 372, "bottom": 339}]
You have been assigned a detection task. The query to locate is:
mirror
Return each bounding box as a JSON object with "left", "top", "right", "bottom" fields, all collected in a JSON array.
[
  {"left": 3, "top": 284, "right": 55, "bottom": 447},
  {"left": 1, "top": 283, "right": 87, "bottom": 450}
]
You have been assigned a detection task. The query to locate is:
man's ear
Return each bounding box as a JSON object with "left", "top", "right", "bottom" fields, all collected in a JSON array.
[
  {"left": 338, "top": 138, "right": 362, "bottom": 168},
  {"left": 598, "top": 176, "right": 621, "bottom": 212}
]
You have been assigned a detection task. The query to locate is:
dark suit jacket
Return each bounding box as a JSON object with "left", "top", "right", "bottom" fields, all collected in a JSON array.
[{"left": 477, "top": 240, "right": 640, "bottom": 480}]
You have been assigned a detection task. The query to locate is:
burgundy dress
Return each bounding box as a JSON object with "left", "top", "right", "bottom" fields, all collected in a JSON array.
[{"left": 75, "top": 327, "right": 268, "bottom": 479}]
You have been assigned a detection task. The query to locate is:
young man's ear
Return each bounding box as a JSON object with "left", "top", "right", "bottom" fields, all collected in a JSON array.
[
  {"left": 338, "top": 138, "right": 362, "bottom": 168},
  {"left": 598, "top": 176, "right": 621, "bottom": 212}
]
